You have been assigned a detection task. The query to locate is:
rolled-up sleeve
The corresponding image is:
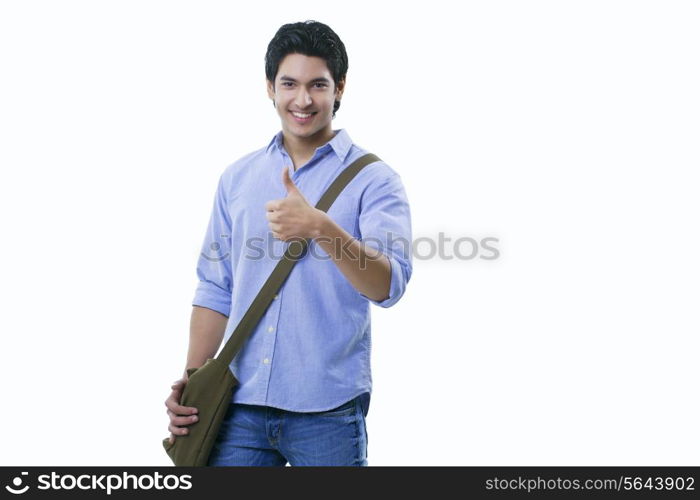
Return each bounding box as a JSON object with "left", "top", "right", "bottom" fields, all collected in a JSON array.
[
  {"left": 357, "top": 172, "right": 413, "bottom": 308},
  {"left": 191, "top": 173, "right": 233, "bottom": 317}
]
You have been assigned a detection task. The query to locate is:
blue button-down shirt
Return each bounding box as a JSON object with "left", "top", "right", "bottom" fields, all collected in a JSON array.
[{"left": 191, "top": 128, "right": 412, "bottom": 418}]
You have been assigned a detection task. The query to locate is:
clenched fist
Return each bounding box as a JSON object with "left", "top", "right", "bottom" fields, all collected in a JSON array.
[{"left": 265, "top": 166, "right": 328, "bottom": 241}]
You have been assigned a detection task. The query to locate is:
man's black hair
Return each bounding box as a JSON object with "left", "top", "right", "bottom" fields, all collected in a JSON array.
[{"left": 265, "top": 20, "right": 348, "bottom": 118}]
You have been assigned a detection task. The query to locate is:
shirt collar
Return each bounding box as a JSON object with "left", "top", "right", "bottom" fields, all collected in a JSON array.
[{"left": 265, "top": 128, "right": 353, "bottom": 162}]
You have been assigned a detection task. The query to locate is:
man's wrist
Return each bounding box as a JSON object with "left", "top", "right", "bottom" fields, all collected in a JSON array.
[{"left": 311, "top": 209, "right": 332, "bottom": 240}]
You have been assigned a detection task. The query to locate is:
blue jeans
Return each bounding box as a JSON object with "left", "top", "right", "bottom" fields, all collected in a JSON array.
[{"left": 206, "top": 395, "right": 368, "bottom": 466}]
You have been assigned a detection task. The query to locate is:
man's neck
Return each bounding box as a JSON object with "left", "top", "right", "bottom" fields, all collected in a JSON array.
[{"left": 282, "top": 128, "right": 336, "bottom": 170}]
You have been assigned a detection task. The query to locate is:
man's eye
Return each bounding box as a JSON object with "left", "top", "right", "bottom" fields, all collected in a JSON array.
[{"left": 280, "top": 82, "right": 326, "bottom": 88}]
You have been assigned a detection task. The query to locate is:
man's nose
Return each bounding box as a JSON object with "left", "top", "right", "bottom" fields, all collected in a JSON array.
[{"left": 294, "top": 87, "right": 312, "bottom": 107}]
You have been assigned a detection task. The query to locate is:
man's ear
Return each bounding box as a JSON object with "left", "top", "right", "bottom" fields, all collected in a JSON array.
[
  {"left": 335, "top": 78, "right": 345, "bottom": 101},
  {"left": 266, "top": 79, "right": 275, "bottom": 100}
]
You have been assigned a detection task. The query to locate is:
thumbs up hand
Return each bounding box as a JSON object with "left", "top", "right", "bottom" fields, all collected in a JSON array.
[{"left": 265, "top": 166, "right": 328, "bottom": 241}]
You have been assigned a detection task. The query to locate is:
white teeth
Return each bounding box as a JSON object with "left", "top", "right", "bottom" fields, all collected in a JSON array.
[{"left": 292, "top": 112, "right": 313, "bottom": 118}]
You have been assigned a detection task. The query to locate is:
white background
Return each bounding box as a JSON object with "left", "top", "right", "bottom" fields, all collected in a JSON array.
[{"left": 1, "top": 0, "right": 698, "bottom": 466}]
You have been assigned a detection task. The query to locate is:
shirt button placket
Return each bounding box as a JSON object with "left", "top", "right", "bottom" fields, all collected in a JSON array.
[{"left": 261, "top": 294, "right": 281, "bottom": 374}]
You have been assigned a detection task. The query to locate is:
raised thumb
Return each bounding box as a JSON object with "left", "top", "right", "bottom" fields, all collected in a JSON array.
[{"left": 282, "top": 166, "right": 299, "bottom": 195}]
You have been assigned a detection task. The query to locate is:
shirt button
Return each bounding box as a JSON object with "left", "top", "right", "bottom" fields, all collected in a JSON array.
[
  {"left": 267, "top": 326, "right": 274, "bottom": 333},
  {"left": 263, "top": 358, "right": 270, "bottom": 364},
  {"left": 273, "top": 294, "right": 278, "bottom": 300}
]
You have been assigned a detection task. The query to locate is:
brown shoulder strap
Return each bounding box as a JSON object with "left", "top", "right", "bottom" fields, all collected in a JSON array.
[{"left": 217, "top": 153, "right": 381, "bottom": 364}]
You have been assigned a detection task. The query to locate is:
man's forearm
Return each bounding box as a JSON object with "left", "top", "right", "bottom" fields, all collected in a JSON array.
[
  {"left": 312, "top": 213, "right": 391, "bottom": 302},
  {"left": 183, "top": 305, "right": 229, "bottom": 378}
]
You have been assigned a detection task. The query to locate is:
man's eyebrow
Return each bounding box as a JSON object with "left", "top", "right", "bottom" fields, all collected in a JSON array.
[{"left": 279, "top": 75, "right": 331, "bottom": 84}]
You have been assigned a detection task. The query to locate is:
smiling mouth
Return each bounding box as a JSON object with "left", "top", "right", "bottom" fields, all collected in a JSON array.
[{"left": 290, "top": 111, "right": 317, "bottom": 122}]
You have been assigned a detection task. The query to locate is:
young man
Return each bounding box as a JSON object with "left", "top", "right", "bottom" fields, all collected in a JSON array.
[{"left": 164, "top": 20, "right": 412, "bottom": 466}]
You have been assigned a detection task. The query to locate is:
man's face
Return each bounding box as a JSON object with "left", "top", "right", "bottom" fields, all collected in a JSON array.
[{"left": 266, "top": 53, "right": 344, "bottom": 143}]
